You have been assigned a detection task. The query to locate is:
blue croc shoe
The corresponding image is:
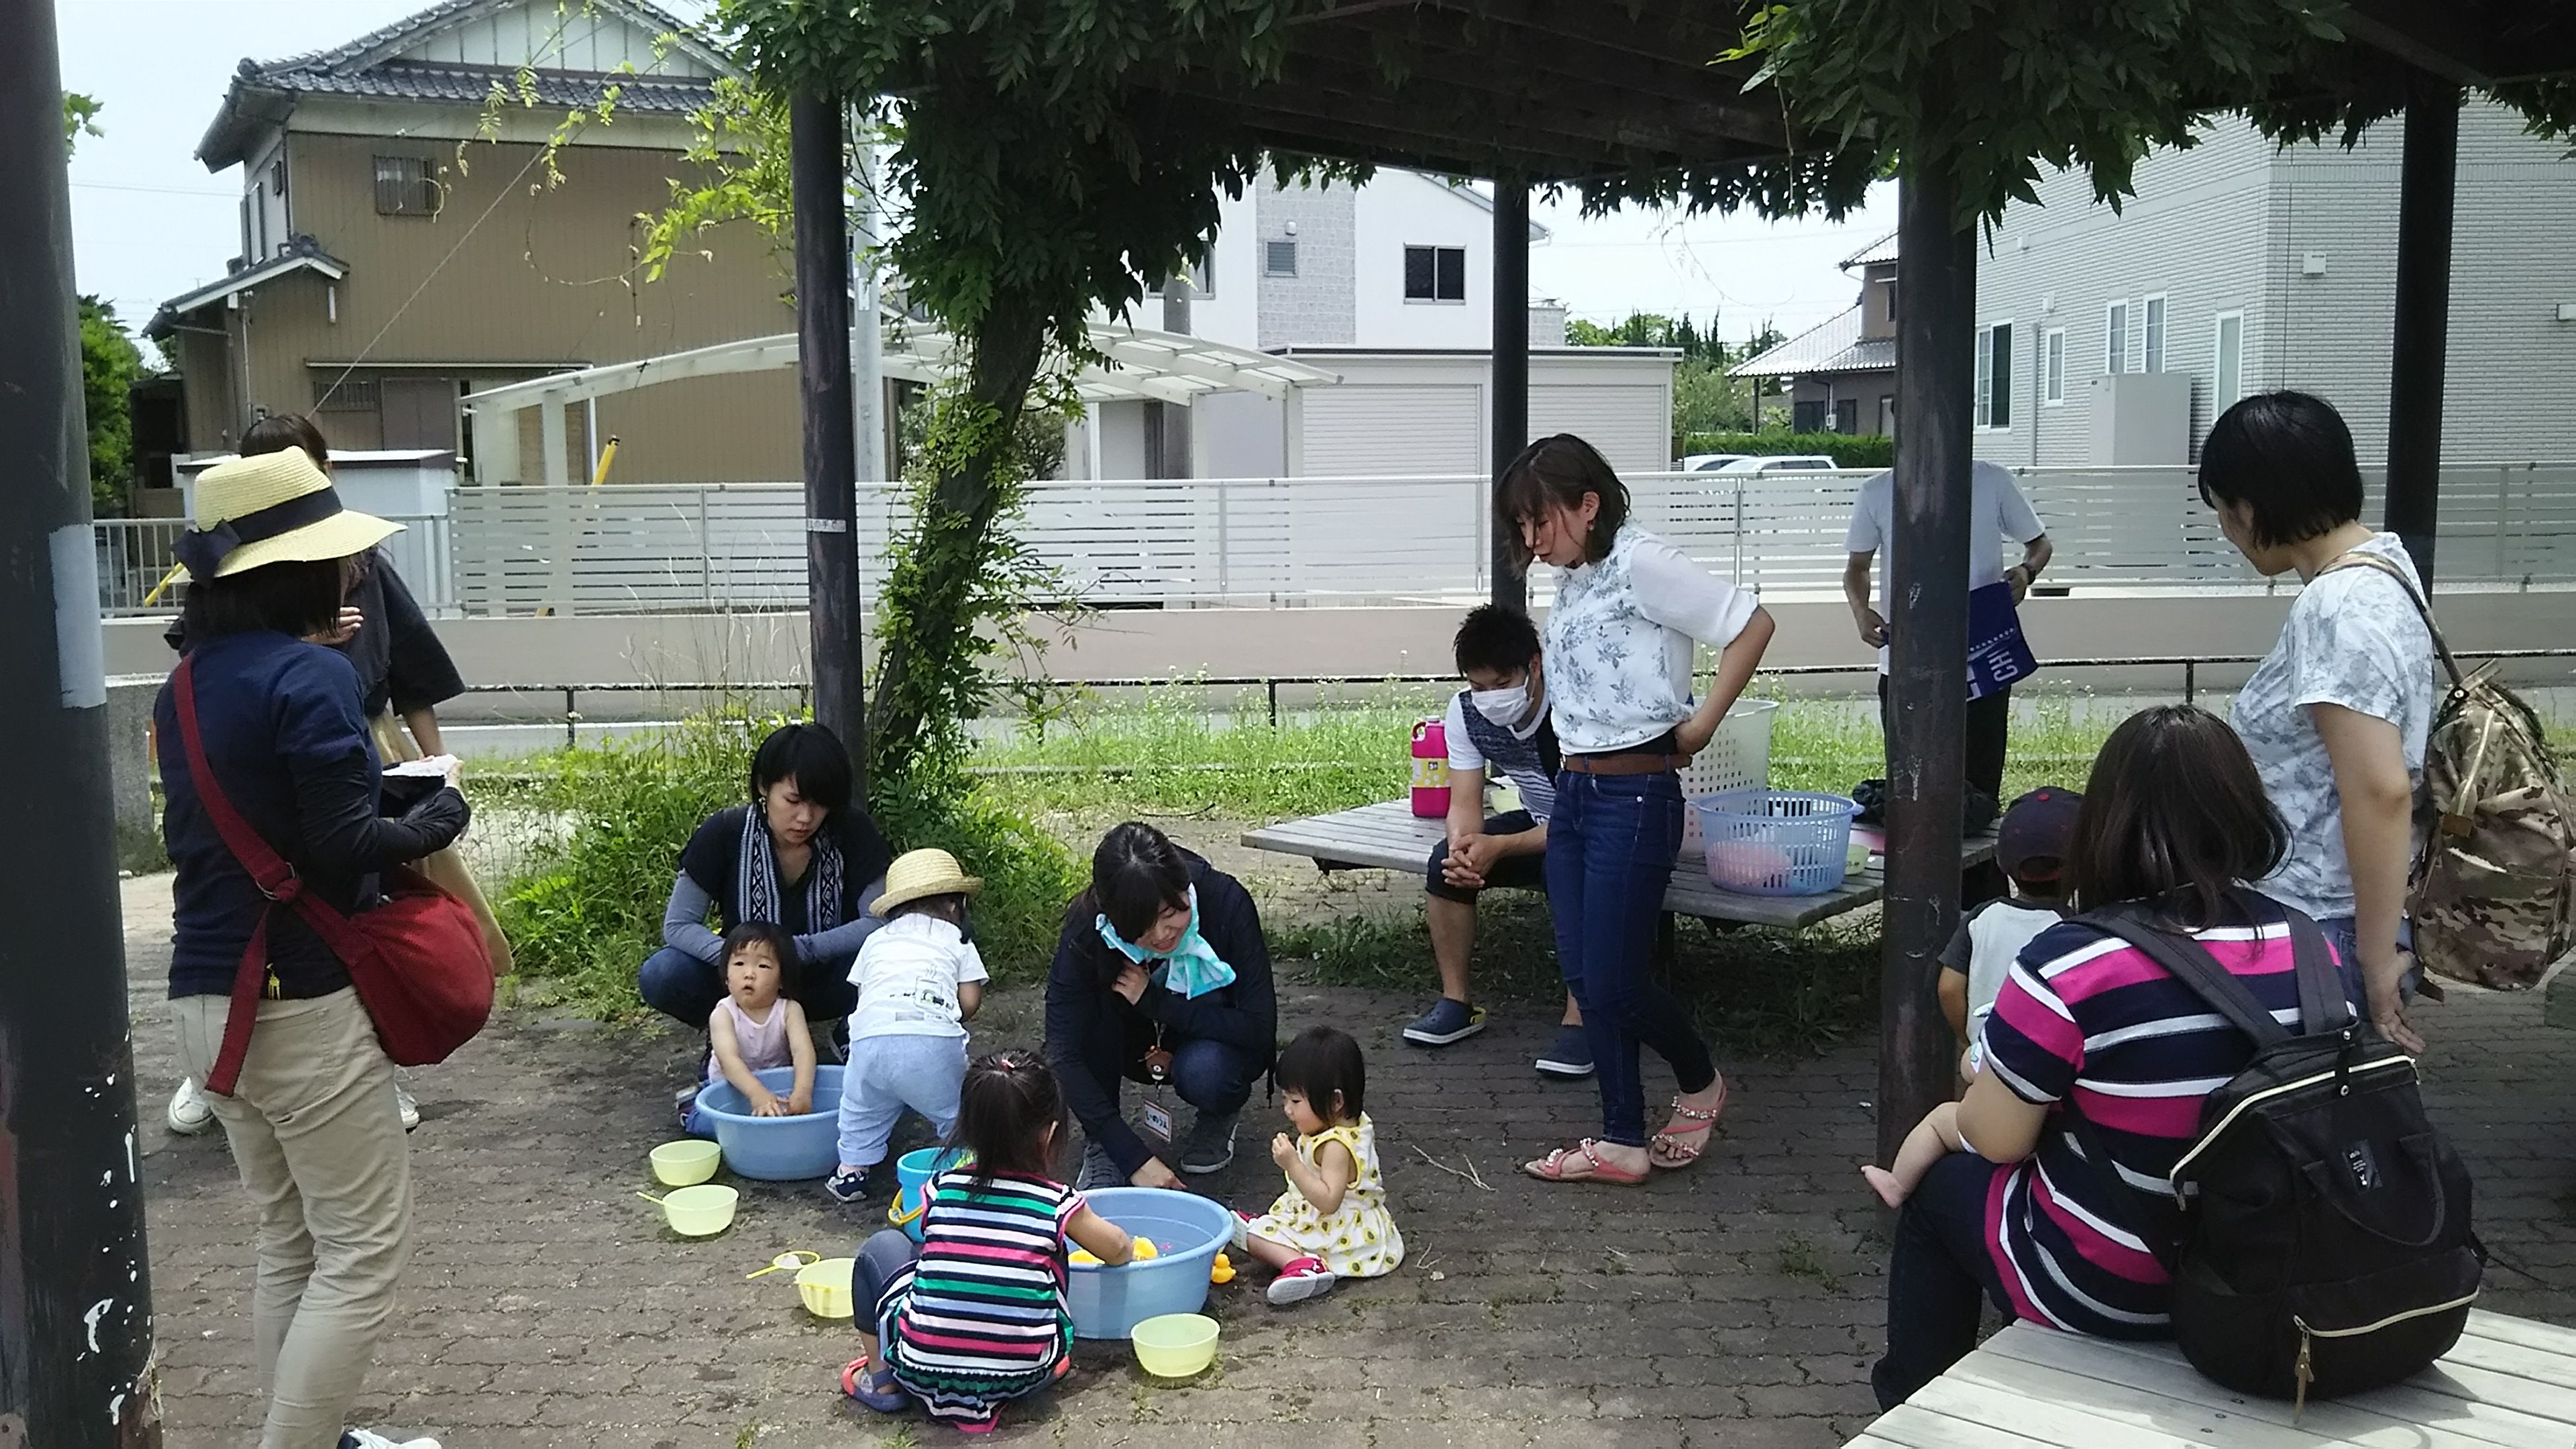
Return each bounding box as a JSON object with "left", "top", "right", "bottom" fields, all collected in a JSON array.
[
  {"left": 1402, "top": 998, "right": 1487, "bottom": 1046},
  {"left": 1534, "top": 1024, "right": 1596, "bottom": 1079}
]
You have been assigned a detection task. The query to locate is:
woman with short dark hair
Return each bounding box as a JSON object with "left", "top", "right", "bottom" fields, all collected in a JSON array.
[
  {"left": 2200, "top": 390, "right": 2432, "bottom": 1052},
  {"left": 1870, "top": 705, "right": 2343, "bottom": 1408},
  {"left": 1495, "top": 435, "right": 1775, "bottom": 1186},
  {"left": 639, "top": 722, "right": 894, "bottom": 1052},
  {"left": 160, "top": 449, "right": 469, "bottom": 1449},
  {"left": 1042, "top": 821, "right": 1278, "bottom": 1189}
]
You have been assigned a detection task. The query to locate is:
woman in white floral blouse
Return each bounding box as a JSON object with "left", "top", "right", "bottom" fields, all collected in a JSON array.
[{"left": 1498, "top": 435, "right": 1776, "bottom": 1185}]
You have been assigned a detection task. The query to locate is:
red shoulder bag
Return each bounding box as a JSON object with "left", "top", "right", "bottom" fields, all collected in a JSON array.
[{"left": 174, "top": 659, "right": 494, "bottom": 1095}]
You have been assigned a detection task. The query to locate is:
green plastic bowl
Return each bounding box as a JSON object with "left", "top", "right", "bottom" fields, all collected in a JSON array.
[
  {"left": 649, "top": 1139, "right": 722, "bottom": 1187},
  {"left": 1130, "top": 1312, "right": 1219, "bottom": 1379}
]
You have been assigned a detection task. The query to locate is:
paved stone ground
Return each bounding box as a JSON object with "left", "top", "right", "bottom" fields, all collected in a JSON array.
[{"left": 130, "top": 859, "right": 2576, "bottom": 1448}]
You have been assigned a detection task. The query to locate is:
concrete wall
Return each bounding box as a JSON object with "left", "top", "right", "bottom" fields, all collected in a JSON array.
[{"left": 103, "top": 590, "right": 2573, "bottom": 712}]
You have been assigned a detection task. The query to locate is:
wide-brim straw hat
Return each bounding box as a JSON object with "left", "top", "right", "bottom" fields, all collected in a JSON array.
[
  {"left": 873, "top": 848, "right": 983, "bottom": 916},
  {"left": 180, "top": 448, "right": 400, "bottom": 581}
]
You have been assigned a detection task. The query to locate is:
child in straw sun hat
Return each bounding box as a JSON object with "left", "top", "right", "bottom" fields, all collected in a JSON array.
[{"left": 827, "top": 848, "right": 992, "bottom": 1203}]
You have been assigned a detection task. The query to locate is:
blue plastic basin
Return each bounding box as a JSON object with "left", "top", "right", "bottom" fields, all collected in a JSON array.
[
  {"left": 1066, "top": 1187, "right": 1233, "bottom": 1339},
  {"left": 694, "top": 1065, "right": 845, "bottom": 1181}
]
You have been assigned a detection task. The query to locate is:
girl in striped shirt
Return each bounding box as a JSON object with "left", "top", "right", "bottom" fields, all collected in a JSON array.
[
  {"left": 1870, "top": 705, "right": 2355, "bottom": 1410},
  {"left": 845, "top": 1051, "right": 1134, "bottom": 1432}
]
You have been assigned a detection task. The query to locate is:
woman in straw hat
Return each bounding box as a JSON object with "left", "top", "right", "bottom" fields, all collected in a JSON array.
[
  {"left": 826, "top": 847, "right": 990, "bottom": 1203},
  {"left": 156, "top": 447, "right": 467, "bottom": 1449},
  {"left": 164, "top": 414, "right": 502, "bottom": 1143}
]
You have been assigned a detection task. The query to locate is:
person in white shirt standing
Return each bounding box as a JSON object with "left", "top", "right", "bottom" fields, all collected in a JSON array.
[
  {"left": 827, "top": 849, "right": 991, "bottom": 1204},
  {"left": 1498, "top": 435, "right": 1776, "bottom": 1187},
  {"left": 1842, "top": 459, "right": 2053, "bottom": 807}
]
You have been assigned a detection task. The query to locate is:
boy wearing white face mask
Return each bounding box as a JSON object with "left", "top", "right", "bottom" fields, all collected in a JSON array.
[{"left": 1402, "top": 606, "right": 1591, "bottom": 1078}]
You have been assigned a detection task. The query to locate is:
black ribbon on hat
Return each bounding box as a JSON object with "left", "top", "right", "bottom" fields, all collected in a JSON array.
[{"left": 176, "top": 488, "right": 344, "bottom": 579}]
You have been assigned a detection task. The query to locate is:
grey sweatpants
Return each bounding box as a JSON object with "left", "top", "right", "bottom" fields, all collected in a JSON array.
[
  {"left": 837, "top": 1032, "right": 969, "bottom": 1168},
  {"left": 174, "top": 989, "right": 413, "bottom": 1449}
]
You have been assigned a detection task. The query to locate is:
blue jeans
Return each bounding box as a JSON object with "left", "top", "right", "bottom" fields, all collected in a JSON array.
[
  {"left": 637, "top": 945, "right": 860, "bottom": 1028},
  {"left": 2314, "top": 915, "right": 2421, "bottom": 1009},
  {"left": 1872, "top": 1151, "right": 2012, "bottom": 1410},
  {"left": 838, "top": 1032, "right": 969, "bottom": 1168},
  {"left": 1545, "top": 769, "right": 1717, "bottom": 1146},
  {"left": 853, "top": 1226, "right": 922, "bottom": 1332}
]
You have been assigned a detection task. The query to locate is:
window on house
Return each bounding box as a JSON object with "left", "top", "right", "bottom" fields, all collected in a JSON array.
[
  {"left": 2043, "top": 328, "right": 2066, "bottom": 405},
  {"left": 2214, "top": 311, "right": 2244, "bottom": 409},
  {"left": 1404, "top": 245, "right": 1466, "bottom": 302},
  {"left": 2105, "top": 301, "right": 2129, "bottom": 374},
  {"left": 374, "top": 155, "right": 439, "bottom": 216},
  {"left": 1792, "top": 398, "right": 1828, "bottom": 432},
  {"left": 2143, "top": 294, "right": 2167, "bottom": 373},
  {"left": 1976, "top": 322, "right": 2013, "bottom": 430},
  {"left": 1833, "top": 398, "right": 1858, "bottom": 434},
  {"left": 1265, "top": 239, "right": 1297, "bottom": 276},
  {"left": 269, "top": 158, "right": 287, "bottom": 200},
  {"left": 1187, "top": 258, "right": 1214, "bottom": 299}
]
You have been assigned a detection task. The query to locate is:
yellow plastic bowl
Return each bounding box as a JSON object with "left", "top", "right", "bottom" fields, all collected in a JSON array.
[
  {"left": 1130, "top": 1312, "right": 1219, "bottom": 1379},
  {"left": 657, "top": 1184, "right": 738, "bottom": 1237},
  {"left": 796, "top": 1256, "right": 857, "bottom": 1320},
  {"left": 649, "top": 1140, "right": 722, "bottom": 1187}
]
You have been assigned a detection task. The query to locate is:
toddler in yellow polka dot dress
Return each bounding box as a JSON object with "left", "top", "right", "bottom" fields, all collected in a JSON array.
[{"left": 1230, "top": 1026, "right": 1405, "bottom": 1306}]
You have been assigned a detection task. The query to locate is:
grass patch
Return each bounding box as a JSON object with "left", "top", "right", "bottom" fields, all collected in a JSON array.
[{"left": 1778, "top": 1232, "right": 1845, "bottom": 1294}]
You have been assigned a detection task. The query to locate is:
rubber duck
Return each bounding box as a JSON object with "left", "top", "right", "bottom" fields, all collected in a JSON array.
[{"left": 1209, "top": 1251, "right": 1236, "bottom": 1285}]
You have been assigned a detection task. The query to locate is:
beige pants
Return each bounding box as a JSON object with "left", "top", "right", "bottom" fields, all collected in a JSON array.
[
  {"left": 174, "top": 990, "right": 413, "bottom": 1449},
  {"left": 370, "top": 710, "right": 515, "bottom": 975}
]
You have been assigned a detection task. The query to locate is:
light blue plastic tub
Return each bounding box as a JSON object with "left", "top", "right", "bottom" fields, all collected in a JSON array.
[
  {"left": 694, "top": 1065, "right": 845, "bottom": 1181},
  {"left": 889, "top": 1146, "right": 972, "bottom": 1242},
  {"left": 1066, "top": 1187, "right": 1233, "bottom": 1340}
]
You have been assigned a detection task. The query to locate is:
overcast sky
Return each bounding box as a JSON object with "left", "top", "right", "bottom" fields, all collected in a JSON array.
[{"left": 60, "top": 1, "right": 1891, "bottom": 350}]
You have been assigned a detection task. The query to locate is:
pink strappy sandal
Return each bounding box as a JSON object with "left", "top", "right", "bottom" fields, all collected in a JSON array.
[{"left": 1522, "top": 1138, "right": 1650, "bottom": 1185}]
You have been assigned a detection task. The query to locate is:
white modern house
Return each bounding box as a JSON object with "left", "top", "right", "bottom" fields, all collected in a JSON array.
[
  {"left": 1969, "top": 101, "right": 2576, "bottom": 468},
  {"left": 1076, "top": 170, "right": 1678, "bottom": 480}
]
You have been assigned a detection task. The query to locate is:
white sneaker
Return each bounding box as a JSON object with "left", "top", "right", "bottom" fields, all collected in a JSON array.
[
  {"left": 394, "top": 1081, "right": 421, "bottom": 1134},
  {"left": 341, "top": 1430, "right": 441, "bottom": 1449},
  {"left": 166, "top": 1078, "right": 214, "bottom": 1136}
]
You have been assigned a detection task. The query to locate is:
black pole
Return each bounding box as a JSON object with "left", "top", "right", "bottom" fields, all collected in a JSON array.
[
  {"left": 2385, "top": 71, "right": 2458, "bottom": 587},
  {"left": 1878, "top": 158, "right": 1977, "bottom": 1173},
  {"left": 791, "top": 92, "right": 867, "bottom": 787},
  {"left": 1491, "top": 177, "right": 1531, "bottom": 611},
  {"left": 0, "top": 4, "right": 162, "bottom": 1443}
]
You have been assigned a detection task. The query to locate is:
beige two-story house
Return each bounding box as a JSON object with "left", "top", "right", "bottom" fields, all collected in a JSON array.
[{"left": 146, "top": 0, "right": 800, "bottom": 484}]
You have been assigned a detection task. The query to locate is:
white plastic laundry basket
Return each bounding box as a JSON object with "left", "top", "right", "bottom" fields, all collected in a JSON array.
[{"left": 1678, "top": 699, "right": 1778, "bottom": 843}]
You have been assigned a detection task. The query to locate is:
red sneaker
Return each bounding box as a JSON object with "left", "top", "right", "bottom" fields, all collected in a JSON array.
[{"left": 1266, "top": 1255, "right": 1337, "bottom": 1305}]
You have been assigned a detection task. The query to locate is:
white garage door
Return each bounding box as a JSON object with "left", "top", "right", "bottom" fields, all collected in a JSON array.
[
  {"left": 1532, "top": 382, "right": 1670, "bottom": 476},
  {"left": 1300, "top": 383, "right": 1483, "bottom": 476}
]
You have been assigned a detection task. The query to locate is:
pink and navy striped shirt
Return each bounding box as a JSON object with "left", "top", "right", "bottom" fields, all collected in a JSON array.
[{"left": 1978, "top": 894, "right": 2347, "bottom": 1338}]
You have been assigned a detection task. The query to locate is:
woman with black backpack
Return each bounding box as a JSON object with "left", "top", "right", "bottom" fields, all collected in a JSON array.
[{"left": 1871, "top": 705, "right": 2475, "bottom": 1411}]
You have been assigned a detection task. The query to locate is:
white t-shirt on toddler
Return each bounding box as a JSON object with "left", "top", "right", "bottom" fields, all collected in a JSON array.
[{"left": 845, "top": 911, "right": 989, "bottom": 1041}]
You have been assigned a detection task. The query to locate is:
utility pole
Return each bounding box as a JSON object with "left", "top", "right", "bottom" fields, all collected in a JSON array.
[
  {"left": 2384, "top": 70, "right": 2459, "bottom": 587},
  {"left": 0, "top": 3, "right": 162, "bottom": 1442},
  {"left": 849, "top": 115, "right": 886, "bottom": 488},
  {"left": 1878, "top": 142, "right": 1978, "bottom": 1175},
  {"left": 1158, "top": 276, "right": 1193, "bottom": 479},
  {"left": 1490, "top": 176, "right": 1531, "bottom": 610},
  {"left": 791, "top": 93, "right": 867, "bottom": 786}
]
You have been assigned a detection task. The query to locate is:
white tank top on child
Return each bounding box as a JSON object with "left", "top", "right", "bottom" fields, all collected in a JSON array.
[{"left": 707, "top": 997, "right": 794, "bottom": 1085}]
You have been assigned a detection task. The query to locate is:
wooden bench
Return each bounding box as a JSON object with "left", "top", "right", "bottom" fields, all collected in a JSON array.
[
  {"left": 1848, "top": 1313, "right": 2576, "bottom": 1448},
  {"left": 1242, "top": 798, "right": 1995, "bottom": 931}
]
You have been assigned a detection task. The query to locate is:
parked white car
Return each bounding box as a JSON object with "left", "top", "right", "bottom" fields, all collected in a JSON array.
[
  {"left": 1677, "top": 453, "right": 1752, "bottom": 472},
  {"left": 1710, "top": 454, "right": 1841, "bottom": 474}
]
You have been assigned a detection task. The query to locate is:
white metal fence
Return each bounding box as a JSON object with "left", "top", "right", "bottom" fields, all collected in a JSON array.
[
  {"left": 100, "top": 464, "right": 2576, "bottom": 617},
  {"left": 97, "top": 515, "right": 451, "bottom": 616}
]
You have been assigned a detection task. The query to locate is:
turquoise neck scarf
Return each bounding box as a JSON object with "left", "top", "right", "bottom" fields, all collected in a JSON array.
[{"left": 1095, "top": 885, "right": 1237, "bottom": 1000}]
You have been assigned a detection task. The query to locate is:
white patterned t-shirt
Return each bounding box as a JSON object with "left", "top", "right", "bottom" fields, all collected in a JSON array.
[
  {"left": 1543, "top": 523, "right": 1760, "bottom": 754},
  {"left": 2228, "top": 533, "right": 2433, "bottom": 921}
]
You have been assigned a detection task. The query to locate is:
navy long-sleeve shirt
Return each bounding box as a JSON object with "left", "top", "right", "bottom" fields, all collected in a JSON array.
[{"left": 1044, "top": 851, "right": 1277, "bottom": 1177}]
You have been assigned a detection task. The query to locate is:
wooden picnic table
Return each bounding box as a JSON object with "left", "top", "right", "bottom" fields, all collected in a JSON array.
[
  {"left": 1242, "top": 798, "right": 1994, "bottom": 931},
  {"left": 1849, "top": 1314, "right": 2576, "bottom": 1448}
]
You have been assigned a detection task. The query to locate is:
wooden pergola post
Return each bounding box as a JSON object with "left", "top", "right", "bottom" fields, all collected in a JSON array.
[
  {"left": 1878, "top": 150, "right": 1978, "bottom": 1171},
  {"left": 791, "top": 91, "right": 868, "bottom": 784},
  {"left": 1491, "top": 176, "right": 1531, "bottom": 611},
  {"left": 2385, "top": 70, "right": 2460, "bottom": 586}
]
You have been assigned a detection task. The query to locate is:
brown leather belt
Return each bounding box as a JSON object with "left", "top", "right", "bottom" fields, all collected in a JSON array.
[{"left": 1561, "top": 752, "right": 1688, "bottom": 777}]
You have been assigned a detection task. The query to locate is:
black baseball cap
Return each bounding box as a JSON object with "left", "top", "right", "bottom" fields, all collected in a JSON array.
[{"left": 1998, "top": 788, "right": 2083, "bottom": 884}]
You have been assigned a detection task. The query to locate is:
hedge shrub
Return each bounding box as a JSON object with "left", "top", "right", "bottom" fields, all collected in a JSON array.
[{"left": 1680, "top": 431, "right": 1893, "bottom": 470}]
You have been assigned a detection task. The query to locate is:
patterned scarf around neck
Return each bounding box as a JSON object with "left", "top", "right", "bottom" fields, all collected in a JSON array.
[
  {"left": 1095, "top": 885, "right": 1237, "bottom": 1000},
  {"left": 740, "top": 806, "right": 845, "bottom": 936}
]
